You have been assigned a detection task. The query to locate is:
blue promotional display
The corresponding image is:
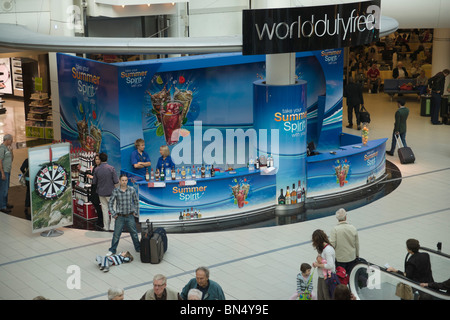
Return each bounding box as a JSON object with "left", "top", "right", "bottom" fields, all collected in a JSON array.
[{"left": 56, "top": 48, "right": 386, "bottom": 226}]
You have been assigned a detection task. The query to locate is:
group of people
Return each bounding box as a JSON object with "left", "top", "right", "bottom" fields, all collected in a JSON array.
[
  {"left": 294, "top": 208, "right": 448, "bottom": 300},
  {"left": 295, "top": 208, "right": 360, "bottom": 300},
  {"left": 105, "top": 267, "right": 225, "bottom": 300}
]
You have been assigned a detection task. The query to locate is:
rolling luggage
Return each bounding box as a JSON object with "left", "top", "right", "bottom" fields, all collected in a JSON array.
[
  {"left": 140, "top": 220, "right": 164, "bottom": 264},
  {"left": 140, "top": 220, "right": 152, "bottom": 263},
  {"left": 153, "top": 227, "right": 168, "bottom": 253},
  {"left": 396, "top": 134, "right": 415, "bottom": 164}
]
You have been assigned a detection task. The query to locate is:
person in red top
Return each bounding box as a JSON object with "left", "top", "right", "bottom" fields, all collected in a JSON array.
[{"left": 367, "top": 63, "right": 381, "bottom": 93}]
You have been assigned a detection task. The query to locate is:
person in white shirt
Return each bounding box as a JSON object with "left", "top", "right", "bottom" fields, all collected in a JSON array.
[
  {"left": 312, "top": 229, "right": 336, "bottom": 300},
  {"left": 329, "top": 208, "right": 360, "bottom": 276}
]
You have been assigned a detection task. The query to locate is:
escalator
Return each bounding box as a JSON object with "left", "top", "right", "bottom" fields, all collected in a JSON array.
[{"left": 349, "top": 245, "right": 450, "bottom": 300}]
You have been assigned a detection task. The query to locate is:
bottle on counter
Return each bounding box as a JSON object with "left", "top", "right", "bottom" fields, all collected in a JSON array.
[
  {"left": 285, "top": 186, "right": 291, "bottom": 205},
  {"left": 155, "top": 169, "right": 160, "bottom": 181},
  {"left": 201, "top": 164, "right": 205, "bottom": 178},
  {"left": 179, "top": 211, "right": 183, "bottom": 220},
  {"left": 171, "top": 167, "right": 176, "bottom": 180},
  {"left": 145, "top": 168, "right": 150, "bottom": 181},
  {"left": 160, "top": 167, "right": 165, "bottom": 181},
  {"left": 150, "top": 168, "right": 154, "bottom": 181},
  {"left": 255, "top": 157, "right": 260, "bottom": 169},
  {"left": 278, "top": 188, "right": 285, "bottom": 205},
  {"left": 192, "top": 166, "right": 196, "bottom": 179},
  {"left": 297, "top": 180, "right": 302, "bottom": 203},
  {"left": 211, "top": 164, "right": 215, "bottom": 177},
  {"left": 291, "top": 183, "right": 297, "bottom": 204},
  {"left": 302, "top": 184, "right": 306, "bottom": 202},
  {"left": 181, "top": 166, "right": 186, "bottom": 179}
]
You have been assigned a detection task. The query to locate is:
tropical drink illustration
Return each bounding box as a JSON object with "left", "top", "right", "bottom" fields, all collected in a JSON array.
[
  {"left": 174, "top": 87, "right": 193, "bottom": 121},
  {"left": 160, "top": 100, "right": 183, "bottom": 145},
  {"left": 149, "top": 86, "right": 170, "bottom": 123}
]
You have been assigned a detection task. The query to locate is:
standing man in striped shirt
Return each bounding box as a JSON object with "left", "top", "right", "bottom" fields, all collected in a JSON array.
[{"left": 106, "top": 174, "right": 140, "bottom": 256}]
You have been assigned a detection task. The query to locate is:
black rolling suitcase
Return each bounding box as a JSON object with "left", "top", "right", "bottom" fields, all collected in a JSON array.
[
  {"left": 140, "top": 220, "right": 152, "bottom": 263},
  {"left": 396, "top": 134, "right": 415, "bottom": 164}
]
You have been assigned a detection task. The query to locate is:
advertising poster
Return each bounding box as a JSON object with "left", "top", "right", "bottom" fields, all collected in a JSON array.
[
  {"left": 29, "top": 143, "right": 73, "bottom": 233},
  {"left": 57, "top": 54, "right": 121, "bottom": 173},
  {"left": 0, "top": 58, "right": 13, "bottom": 95}
]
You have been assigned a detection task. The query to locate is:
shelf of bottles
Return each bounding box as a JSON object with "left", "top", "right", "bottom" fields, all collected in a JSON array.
[
  {"left": 144, "top": 154, "right": 275, "bottom": 186},
  {"left": 70, "top": 148, "right": 96, "bottom": 203}
]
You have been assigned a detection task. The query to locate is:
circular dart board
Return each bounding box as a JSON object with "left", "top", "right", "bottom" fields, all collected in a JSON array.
[{"left": 34, "top": 163, "right": 69, "bottom": 200}]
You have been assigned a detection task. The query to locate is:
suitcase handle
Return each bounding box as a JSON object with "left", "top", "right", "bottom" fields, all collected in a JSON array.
[
  {"left": 395, "top": 133, "right": 404, "bottom": 149},
  {"left": 145, "top": 219, "right": 153, "bottom": 236}
]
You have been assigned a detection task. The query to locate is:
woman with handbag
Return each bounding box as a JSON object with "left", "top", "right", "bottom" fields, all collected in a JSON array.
[{"left": 312, "top": 229, "right": 336, "bottom": 300}]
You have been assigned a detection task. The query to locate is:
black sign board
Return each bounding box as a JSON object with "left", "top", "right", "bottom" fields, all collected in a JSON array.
[{"left": 242, "top": 0, "right": 380, "bottom": 55}]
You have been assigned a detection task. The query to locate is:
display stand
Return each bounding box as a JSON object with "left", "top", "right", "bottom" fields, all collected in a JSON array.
[{"left": 40, "top": 229, "right": 64, "bottom": 237}]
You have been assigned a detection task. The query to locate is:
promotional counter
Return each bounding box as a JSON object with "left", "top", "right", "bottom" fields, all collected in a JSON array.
[
  {"left": 125, "top": 166, "right": 276, "bottom": 222},
  {"left": 57, "top": 49, "right": 388, "bottom": 229}
]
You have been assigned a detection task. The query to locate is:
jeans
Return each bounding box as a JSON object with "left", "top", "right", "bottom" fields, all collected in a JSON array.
[
  {"left": 0, "top": 172, "right": 10, "bottom": 210},
  {"left": 109, "top": 214, "right": 140, "bottom": 254},
  {"left": 389, "top": 131, "right": 407, "bottom": 153}
]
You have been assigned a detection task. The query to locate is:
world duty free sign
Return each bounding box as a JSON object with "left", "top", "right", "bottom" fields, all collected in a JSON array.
[{"left": 242, "top": 0, "right": 380, "bottom": 55}]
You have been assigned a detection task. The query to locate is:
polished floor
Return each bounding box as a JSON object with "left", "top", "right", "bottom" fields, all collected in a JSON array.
[{"left": 0, "top": 91, "right": 449, "bottom": 300}]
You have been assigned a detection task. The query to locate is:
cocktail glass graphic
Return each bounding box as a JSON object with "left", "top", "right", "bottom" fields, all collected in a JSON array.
[
  {"left": 160, "top": 100, "right": 183, "bottom": 146},
  {"left": 150, "top": 87, "right": 170, "bottom": 124},
  {"left": 174, "top": 88, "right": 193, "bottom": 121}
]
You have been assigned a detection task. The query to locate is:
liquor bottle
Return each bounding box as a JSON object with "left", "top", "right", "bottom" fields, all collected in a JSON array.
[
  {"left": 192, "top": 166, "right": 196, "bottom": 179},
  {"left": 183, "top": 209, "right": 186, "bottom": 219},
  {"left": 145, "top": 168, "right": 150, "bottom": 181},
  {"left": 201, "top": 164, "right": 205, "bottom": 178},
  {"left": 160, "top": 167, "right": 165, "bottom": 181},
  {"left": 255, "top": 157, "right": 260, "bottom": 169},
  {"left": 302, "top": 183, "right": 306, "bottom": 202},
  {"left": 297, "top": 180, "right": 302, "bottom": 203},
  {"left": 186, "top": 208, "right": 190, "bottom": 219},
  {"left": 291, "top": 183, "right": 297, "bottom": 204},
  {"left": 171, "top": 167, "right": 176, "bottom": 180},
  {"left": 211, "top": 164, "right": 215, "bottom": 177},
  {"left": 179, "top": 211, "right": 183, "bottom": 220},
  {"left": 267, "top": 153, "right": 272, "bottom": 167},
  {"left": 155, "top": 169, "right": 160, "bottom": 181},
  {"left": 186, "top": 167, "right": 191, "bottom": 179},
  {"left": 181, "top": 166, "right": 186, "bottom": 179},
  {"left": 278, "top": 188, "right": 285, "bottom": 205},
  {"left": 285, "top": 186, "right": 291, "bottom": 205},
  {"left": 206, "top": 165, "right": 210, "bottom": 178},
  {"left": 150, "top": 168, "right": 154, "bottom": 181},
  {"left": 198, "top": 210, "right": 202, "bottom": 218}
]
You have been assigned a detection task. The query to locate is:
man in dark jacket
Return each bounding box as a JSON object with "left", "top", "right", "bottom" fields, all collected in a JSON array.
[
  {"left": 343, "top": 77, "right": 364, "bottom": 130},
  {"left": 386, "top": 98, "right": 409, "bottom": 156},
  {"left": 428, "top": 69, "right": 450, "bottom": 125},
  {"left": 393, "top": 61, "right": 409, "bottom": 79}
]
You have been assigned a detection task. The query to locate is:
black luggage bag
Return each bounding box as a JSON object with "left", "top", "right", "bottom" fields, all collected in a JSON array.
[
  {"left": 359, "top": 105, "right": 371, "bottom": 123},
  {"left": 140, "top": 220, "right": 165, "bottom": 264},
  {"left": 396, "top": 134, "right": 415, "bottom": 164}
]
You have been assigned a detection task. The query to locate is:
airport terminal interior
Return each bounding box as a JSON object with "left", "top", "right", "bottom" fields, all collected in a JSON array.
[
  {"left": 0, "top": 0, "right": 449, "bottom": 303},
  {"left": 1, "top": 85, "right": 449, "bottom": 300}
]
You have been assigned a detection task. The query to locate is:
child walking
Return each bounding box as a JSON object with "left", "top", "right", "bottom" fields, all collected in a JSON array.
[{"left": 96, "top": 251, "right": 133, "bottom": 272}]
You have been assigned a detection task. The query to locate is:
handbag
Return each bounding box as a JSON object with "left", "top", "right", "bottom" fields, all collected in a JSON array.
[
  {"left": 359, "top": 105, "right": 371, "bottom": 123},
  {"left": 298, "top": 268, "right": 315, "bottom": 300},
  {"left": 395, "top": 282, "right": 413, "bottom": 300}
]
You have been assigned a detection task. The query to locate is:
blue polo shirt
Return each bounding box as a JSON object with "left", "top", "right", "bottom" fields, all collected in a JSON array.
[
  {"left": 156, "top": 156, "right": 175, "bottom": 172},
  {"left": 130, "top": 149, "right": 151, "bottom": 177}
]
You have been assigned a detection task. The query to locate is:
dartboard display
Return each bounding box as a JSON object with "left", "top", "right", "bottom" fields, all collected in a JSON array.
[{"left": 34, "top": 163, "right": 69, "bottom": 200}]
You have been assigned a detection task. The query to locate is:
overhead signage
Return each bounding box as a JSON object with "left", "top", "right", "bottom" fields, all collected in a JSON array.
[{"left": 242, "top": 0, "right": 380, "bottom": 55}]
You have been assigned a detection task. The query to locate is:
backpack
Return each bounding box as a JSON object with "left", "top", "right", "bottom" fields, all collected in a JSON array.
[{"left": 336, "top": 266, "right": 349, "bottom": 285}]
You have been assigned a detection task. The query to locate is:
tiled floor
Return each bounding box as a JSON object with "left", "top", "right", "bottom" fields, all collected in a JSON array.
[{"left": 0, "top": 91, "right": 449, "bottom": 300}]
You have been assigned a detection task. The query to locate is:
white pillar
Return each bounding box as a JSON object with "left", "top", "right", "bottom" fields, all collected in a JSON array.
[
  {"left": 431, "top": 28, "right": 450, "bottom": 82},
  {"left": 252, "top": 0, "right": 295, "bottom": 86}
]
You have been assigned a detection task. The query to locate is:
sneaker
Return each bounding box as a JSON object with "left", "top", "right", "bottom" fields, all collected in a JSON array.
[
  {"left": 103, "top": 267, "right": 109, "bottom": 273},
  {"left": 346, "top": 124, "right": 353, "bottom": 128},
  {"left": 386, "top": 151, "right": 394, "bottom": 156},
  {"left": 105, "top": 251, "right": 113, "bottom": 257}
]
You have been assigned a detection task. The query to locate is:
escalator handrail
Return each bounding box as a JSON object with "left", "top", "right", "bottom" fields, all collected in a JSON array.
[
  {"left": 420, "top": 246, "right": 450, "bottom": 259},
  {"left": 349, "top": 262, "right": 450, "bottom": 300}
]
